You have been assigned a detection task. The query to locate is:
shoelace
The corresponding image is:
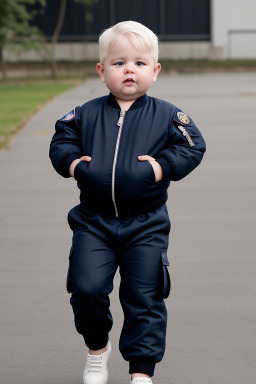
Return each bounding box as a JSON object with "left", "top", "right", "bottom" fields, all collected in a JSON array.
[
  {"left": 87, "top": 355, "right": 103, "bottom": 372},
  {"left": 133, "top": 379, "right": 152, "bottom": 383}
]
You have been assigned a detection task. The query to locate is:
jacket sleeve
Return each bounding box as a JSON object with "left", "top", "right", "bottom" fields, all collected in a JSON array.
[
  {"left": 49, "top": 107, "right": 83, "bottom": 178},
  {"left": 155, "top": 108, "right": 206, "bottom": 181}
]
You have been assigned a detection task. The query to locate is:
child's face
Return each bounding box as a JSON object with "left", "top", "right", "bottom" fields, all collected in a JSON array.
[{"left": 96, "top": 35, "right": 161, "bottom": 103}]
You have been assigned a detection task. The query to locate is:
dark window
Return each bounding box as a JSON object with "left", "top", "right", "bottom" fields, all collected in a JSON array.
[
  {"left": 115, "top": 0, "right": 160, "bottom": 34},
  {"left": 164, "top": 0, "right": 210, "bottom": 40},
  {"left": 30, "top": 0, "right": 210, "bottom": 42}
]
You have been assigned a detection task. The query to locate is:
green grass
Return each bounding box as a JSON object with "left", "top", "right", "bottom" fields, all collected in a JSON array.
[
  {"left": 0, "top": 80, "right": 80, "bottom": 149},
  {"left": 160, "top": 59, "right": 256, "bottom": 66},
  {"left": 160, "top": 59, "right": 256, "bottom": 71},
  {"left": 6, "top": 59, "right": 256, "bottom": 79}
]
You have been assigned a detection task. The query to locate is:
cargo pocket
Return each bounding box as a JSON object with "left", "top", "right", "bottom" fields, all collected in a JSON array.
[
  {"left": 160, "top": 251, "right": 171, "bottom": 299},
  {"left": 66, "top": 245, "right": 73, "bottom": 293}
]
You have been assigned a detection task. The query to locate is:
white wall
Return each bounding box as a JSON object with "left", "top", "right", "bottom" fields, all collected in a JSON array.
[
  {"left": 212, "top": 0, "right": 256, "bottom": 58},
  {"left": 5, "top": 42, "right": 213, "bottom": 62}
]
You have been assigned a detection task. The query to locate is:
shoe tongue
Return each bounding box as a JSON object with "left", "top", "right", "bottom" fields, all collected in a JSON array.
[{"left": 134, "top": 379, "right": 151, "bottom": 383}]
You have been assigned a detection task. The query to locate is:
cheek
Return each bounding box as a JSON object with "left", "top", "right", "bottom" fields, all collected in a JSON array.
[
  {"left": 106, "top": 71, "right": 121, "bottom": 88},
  {"left": 139, "top": 72, "right": 154, "bottom": 87}
]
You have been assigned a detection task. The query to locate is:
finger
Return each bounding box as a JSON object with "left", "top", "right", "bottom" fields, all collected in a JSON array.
[
  {"left": 138, "top": 155, "right": 155, "bottom": 161},
  {"left": 138, "top": 155, "right": 148, "bottom": 161},
  {"left": 80, "top": 156, "right": 91, "bottom": 162}
]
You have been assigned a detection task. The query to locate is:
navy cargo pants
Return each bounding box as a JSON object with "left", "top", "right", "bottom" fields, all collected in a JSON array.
[{"left": 66, "top": 202, "right": 171, "bottom": 377}]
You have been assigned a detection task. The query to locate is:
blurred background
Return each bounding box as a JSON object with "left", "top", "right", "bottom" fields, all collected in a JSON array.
[{"left": 1, "top": 0, "right": 256, "bottom": 78}]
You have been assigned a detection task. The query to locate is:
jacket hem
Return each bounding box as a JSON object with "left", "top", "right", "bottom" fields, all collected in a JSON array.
[{"left": 80, "top": 191, "right": 168, "bottom": 218}]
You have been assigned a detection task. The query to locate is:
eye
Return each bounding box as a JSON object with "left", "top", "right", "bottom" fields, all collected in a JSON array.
[
  {"left": 136, "top": 61, "right": 145, "bottom": 67},
  {"left": 114, "top": 62, "right": 124, "bottom": 66}
]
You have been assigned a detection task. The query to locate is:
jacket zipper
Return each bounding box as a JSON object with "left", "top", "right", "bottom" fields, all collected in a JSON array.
[{"left": 112, "top": 110, "right": 126, "bottom": 217}]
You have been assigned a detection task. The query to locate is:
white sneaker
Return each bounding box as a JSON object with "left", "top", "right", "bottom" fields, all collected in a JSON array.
[
  {"left": 130, "top": 378, "right": 153, "bottom": 384},
  {"left": 83, "top": 341, "right": 111, "bottom": 384}
]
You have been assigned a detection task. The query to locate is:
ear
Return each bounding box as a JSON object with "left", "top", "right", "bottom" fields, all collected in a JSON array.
[
  {"left": 96, "top": 63, "right": 105, "bottom": 82},
  {"left": 153, "top": 63, "right": 161, "bottom": 82}
]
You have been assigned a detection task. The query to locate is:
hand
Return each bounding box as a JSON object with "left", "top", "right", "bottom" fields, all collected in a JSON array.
[
  {"left": 69, "top": 156, "right": 91, "bottom": 178},
  {"left": 138, "top": 155, "right": 163, "bottom": 182}
]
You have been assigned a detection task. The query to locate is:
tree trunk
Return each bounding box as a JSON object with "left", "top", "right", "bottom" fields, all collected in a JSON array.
[
  {"left": 0, "top": 44, "right": 7, "bottom": 80},
  {"left": 51, "top": 0, "right": 67, "bottom": 79}
]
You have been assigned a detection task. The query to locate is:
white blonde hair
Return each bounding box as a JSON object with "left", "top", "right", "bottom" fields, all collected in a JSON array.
[{"left": 99, "top": 20, "right": 159, "bottom": 64}]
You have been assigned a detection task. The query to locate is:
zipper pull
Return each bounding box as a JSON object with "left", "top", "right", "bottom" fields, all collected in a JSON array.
[{"left": 117, "top": 110, "right": 125, "bottom": 127}]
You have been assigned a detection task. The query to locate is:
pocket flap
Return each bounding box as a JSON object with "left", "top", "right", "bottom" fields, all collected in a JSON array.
[{"left": 161, "top": 251, "right": 170, "bottom": 266}]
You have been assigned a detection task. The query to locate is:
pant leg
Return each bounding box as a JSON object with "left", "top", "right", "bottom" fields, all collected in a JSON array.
[
  {"left": 118, "top": 204, "right": 171, "bottom": 377},
  {"left": 67, "top": 204, "right": 119, "bottom": 350}
]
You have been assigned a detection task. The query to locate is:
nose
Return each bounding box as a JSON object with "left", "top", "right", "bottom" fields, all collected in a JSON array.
[{"left": 124, "top": 64, "right": 135, "bottom": 74}]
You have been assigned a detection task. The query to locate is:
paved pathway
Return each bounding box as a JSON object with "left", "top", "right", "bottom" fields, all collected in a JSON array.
[{"left": 1, "top": 73, "right": 256, "bottom": 384}]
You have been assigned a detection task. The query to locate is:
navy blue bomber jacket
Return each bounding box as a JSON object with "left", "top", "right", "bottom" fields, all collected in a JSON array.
[{"left": 49, "top": 93, "right": 206, "bottom": 217}]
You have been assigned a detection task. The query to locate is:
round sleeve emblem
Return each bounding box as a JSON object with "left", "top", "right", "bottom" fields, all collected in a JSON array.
[{"left": 177, "top": 111, "right": 190, "bottom": 125}]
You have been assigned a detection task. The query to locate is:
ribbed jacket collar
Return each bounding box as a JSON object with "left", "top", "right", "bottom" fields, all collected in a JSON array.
[{"left": 106, "top": 93, "right": 149, "bottom": 111}]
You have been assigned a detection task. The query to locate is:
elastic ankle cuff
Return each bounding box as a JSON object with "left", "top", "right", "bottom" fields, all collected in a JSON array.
[
  {"left": 129, "top": 360, "right": 156, "bottom": 377},
  {"left": 83, "top": 334, "right": 109, "bottom": 351}
]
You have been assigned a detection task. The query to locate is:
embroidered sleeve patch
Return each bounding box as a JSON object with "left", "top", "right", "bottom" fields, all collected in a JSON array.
[
  {"left": 177, "top": 125, "right": 195, "bottom": 147},
  {"left": 60, "top": 108, "right": 76, "bottom": 121},
  {"left": 175, "top": 111, "right": 191, "bottom": 125}
]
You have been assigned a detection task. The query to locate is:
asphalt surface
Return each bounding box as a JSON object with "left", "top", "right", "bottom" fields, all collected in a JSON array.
[{"left": 1, "top": 73, "right": 256, "bottom": 384}]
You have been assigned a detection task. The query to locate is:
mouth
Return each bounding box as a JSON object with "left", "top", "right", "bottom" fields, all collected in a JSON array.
[{"left": 123, "top": 78, "right": 135, "bottom": 84}]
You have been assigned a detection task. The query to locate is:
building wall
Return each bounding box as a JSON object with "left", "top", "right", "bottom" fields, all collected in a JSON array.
[
  {"left": 212, "top": 0, "right": 256, "bottom": 58},
  {"left": 5, "top": 42, "right": 213, "bottom": 62},
  {"left": 4, "top": 0, "right": 256, "bottom": 61},
  {"left": 5, "top": 0, "right": 212, "bottom": 62}
]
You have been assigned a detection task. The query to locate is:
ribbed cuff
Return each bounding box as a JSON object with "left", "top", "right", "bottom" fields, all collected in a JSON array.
[
  {"left": 61, "top": 153, "right": 81, "bottom": 178},
  {"left": 83, "top": 333, "right": 109, "bottom": 351},
  {"left": 155, "top": 157, "right": 172, "bottom": 182},
  {"left": 129, "top": 360, "right": 156, "bottom": 377}
]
